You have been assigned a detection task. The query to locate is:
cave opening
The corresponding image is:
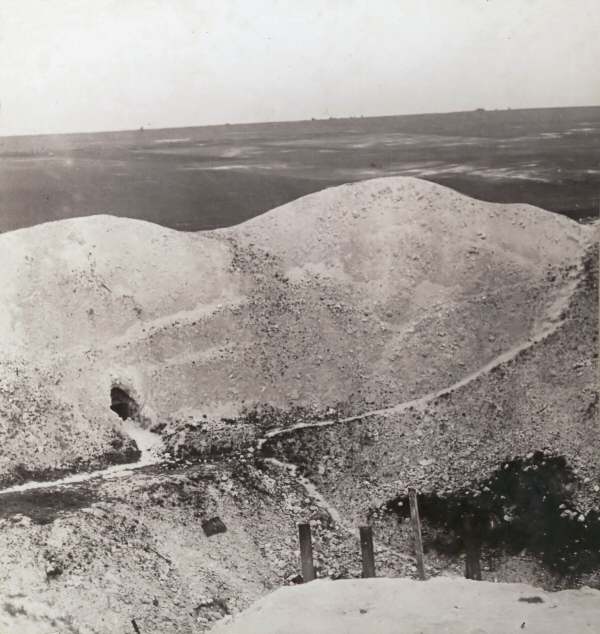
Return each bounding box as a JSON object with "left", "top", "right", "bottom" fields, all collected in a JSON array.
[
  {"left": 110, "top": 386, "right": 140, "bottom": 422},
  {"left": 384, "top": 451, "right": 600, "bottom": 580}
]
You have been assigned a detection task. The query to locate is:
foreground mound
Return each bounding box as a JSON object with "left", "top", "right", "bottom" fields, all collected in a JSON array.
[
  {"left": 209, "top": 577, "right": 600, "bottom": 634},
  {"left": 0, "top": 176, "right": 592, "bottom": 485}
]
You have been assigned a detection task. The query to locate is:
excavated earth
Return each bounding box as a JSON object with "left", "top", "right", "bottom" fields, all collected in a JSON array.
[
  {"left": 209, "top": 577, "right": 600, "bottom": 634},
  {"left": 0, "top": 177, "right": 597, "bottom": 632}
]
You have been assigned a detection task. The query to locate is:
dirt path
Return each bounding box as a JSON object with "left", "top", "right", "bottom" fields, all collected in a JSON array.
[
  {"left": 255, "top": 262, "right": 583, "bottom": 533},
  {"left": 257, "top": 267, "right": 581, "bottom": 452},
  {"left": 256, "top": 314, "right": 559, "bottom": 531},
  {"left": 0, "top": 419, "right": 164, "bottom": 496},
  {"left": 0, "top": 260, "right": 582, "bottom": 504}
]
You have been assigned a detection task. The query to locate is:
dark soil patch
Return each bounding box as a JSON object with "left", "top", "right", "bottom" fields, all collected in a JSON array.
[
  {"left": 0, "top": 484, "right": 99, "bottom": 525},
  {"left": 0, "top": 440, "right": 141, "bottom": 490},
  {"left": 384, "top": 451, "right": 600, "bottom": 580},
  {"left": 519, "top": 596, "right": 544, "bottom": 603}
]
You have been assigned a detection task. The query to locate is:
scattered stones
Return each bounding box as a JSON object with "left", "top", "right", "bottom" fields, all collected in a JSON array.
[{"left": 202, "top": 516, "right": 228, "bottom": 537}]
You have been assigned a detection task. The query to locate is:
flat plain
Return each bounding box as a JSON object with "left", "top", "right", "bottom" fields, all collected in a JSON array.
[{"left": 0, "top": 105, "right": 598, "bottom": 233}]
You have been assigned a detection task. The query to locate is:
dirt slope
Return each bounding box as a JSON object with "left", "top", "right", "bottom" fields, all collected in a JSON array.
[
  {"left": 0, "top": 458, "right": 407, "bottom": 634},
  {"left": 265, "top": 245, "right": 598, "bottom": 515},
  {"left": 0, "top": 177, "right": 596, "bottom": 633},
  {"left": 0, "top": 177, "right": 591, "bottom": 486}
]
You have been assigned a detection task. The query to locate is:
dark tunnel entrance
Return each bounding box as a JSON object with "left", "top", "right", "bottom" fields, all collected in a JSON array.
[{"left": 110, "top": 387, "right": 140, "bottom": 422}]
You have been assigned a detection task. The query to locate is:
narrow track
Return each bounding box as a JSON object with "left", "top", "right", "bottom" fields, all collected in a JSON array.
[{"left": 0, "top": 259, "right": 582, "bottom": 503}]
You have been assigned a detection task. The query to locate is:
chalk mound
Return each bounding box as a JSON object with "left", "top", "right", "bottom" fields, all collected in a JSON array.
[
  {"left": 232, "top": 176, "right": 584, "bottom": 278},
  {"left": 0, "top": 177, "right": 592, "bottom": 485},
  {"left": 209, "top": 577, "right": 600, "bottom": 634}
]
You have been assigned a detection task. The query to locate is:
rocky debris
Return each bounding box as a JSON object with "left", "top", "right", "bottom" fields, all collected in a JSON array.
[
  {"left": 202, "top": 517, "right": 227, "bottom": 537},
  {"left": 381, "top": 451, "right": 600, "bottom": 582},
  {"left": 0, "top": 452, "right": 416, "bottom": 633},
  {"left": 263, "top": 245, "right": 598, "bottom": 585},
  {"left": 0, "top": 178, "right": 594, "bottom": 632},
  {"left": 0, "top": 177, "right": 591, "bottom": 485},
  {"left": 44, "top": 557, "right": 63, "bottom": 579},
  {"left": 164, "top": 416, "right": 257, "bottom": 460},
  {"left": 8, "top": 513, "right": 32, "bottom": 528},
  {"left": 194, "top": 596, "right": 230, "bottom": 629}
]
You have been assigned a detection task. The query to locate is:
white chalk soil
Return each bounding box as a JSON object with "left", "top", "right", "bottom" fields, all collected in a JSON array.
[
  {"left": 0, "top": 177, "right": 596, "bottom": 634},
  {"left": 0, "top": 176, "right": 592, "bottom": 487},
  {"left": 210, "top": 577, "right": 600, "bottom": 634},
  {"left": 0, "top": 417, "right": 164, "bottom": 495}
]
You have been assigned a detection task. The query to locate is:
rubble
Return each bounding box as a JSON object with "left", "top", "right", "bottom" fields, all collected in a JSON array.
[{"left": 0, "top": 178, "right": 595, "bottom": 631}]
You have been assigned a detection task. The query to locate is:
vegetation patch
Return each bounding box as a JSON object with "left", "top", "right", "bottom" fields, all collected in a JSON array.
[{"left": 383, "top": 451, "right": 600, "bottom": 580}]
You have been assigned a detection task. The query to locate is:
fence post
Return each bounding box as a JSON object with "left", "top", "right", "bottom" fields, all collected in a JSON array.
[
  {"left": 298, "top": 522, "right": 316, "bottom": 582},
  {"left": 359, "top": 525, "right": 376, "bottom": 578},
  {"left": 463, "top": 514, "right": 482, "bottom": 580},
  {"left": 408, "top": 487, "right": 426, "bottom": 580}
]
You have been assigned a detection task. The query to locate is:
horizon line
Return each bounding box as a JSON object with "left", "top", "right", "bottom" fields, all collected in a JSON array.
[{"left": 1, "top": 103, "right": 599, "bottom": 141}]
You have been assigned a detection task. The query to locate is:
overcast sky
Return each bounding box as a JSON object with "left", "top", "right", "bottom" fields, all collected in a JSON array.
[{"left": 0, "top": 0, "right": 598, "bottom": 136}]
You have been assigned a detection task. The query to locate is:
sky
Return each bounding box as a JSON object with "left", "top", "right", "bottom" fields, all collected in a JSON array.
[{"left": 0, "top": 0, "right": 598, "bottom": 136}]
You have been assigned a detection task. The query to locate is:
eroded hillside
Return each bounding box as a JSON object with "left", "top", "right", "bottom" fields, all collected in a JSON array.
[
  {"left": 0, "top": 177, "right": 592, "bottom": 486},
  {"left": 0, "top": 177, "right": 596, "bottom": 632},
  {"left": 265, "top": 243, "right": 599, "bottom": 584}
]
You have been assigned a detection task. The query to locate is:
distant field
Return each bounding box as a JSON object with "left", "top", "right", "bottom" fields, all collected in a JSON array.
[{"left": 0, "top": 106, "right": 598, "bottom": 233}]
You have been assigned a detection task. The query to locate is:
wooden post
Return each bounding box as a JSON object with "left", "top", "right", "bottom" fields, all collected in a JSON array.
[
  {"left": 359, "top": 526, "right": 376, "bottom": 578},
  {"left": 408, "top": 487, "right": 426, "bottom": 580},
  {"left": 463, "top": 515, "right": 482, "bottom": 580},
  {"left": 298, "top": 523, "right": 315, "bottom": 582}
]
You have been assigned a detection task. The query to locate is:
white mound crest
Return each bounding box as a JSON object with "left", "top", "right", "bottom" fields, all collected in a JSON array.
[
  {"left": 0, "top": 177, "right": 592, "bottom": 484},
  {"left": 208, "top": 577, "right": 600, "bottom": 634}
]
